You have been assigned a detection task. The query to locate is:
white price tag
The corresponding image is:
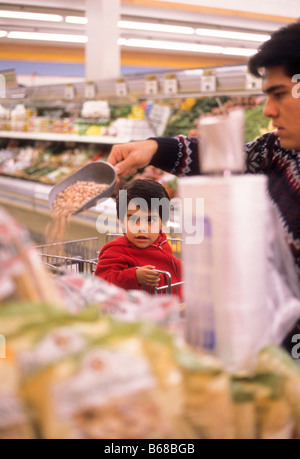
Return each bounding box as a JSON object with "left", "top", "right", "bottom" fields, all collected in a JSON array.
[
  {"left": 164, "top": 77, "right": 178, "bottom": 95},
  {"left": 85, "top": 82, "right": 96, "bottom": 99},
  {"left": 116, "top": 81, "right": 128, "bottom": 97},
  {"left": 145, "top": 79, "right": 158, "bottom": 96},
  {"left": 246, "top": 73, "right": 262, "bottom": 91},
  {"left": 64, "top": 84, "right": 75, "bottom": 100},
  {"left": 200, "top": 75, "right": 216, "bottom": 92}
]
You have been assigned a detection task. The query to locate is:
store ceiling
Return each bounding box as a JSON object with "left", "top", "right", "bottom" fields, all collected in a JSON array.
[{"left": 0, "top": 0, "right": 292, "bottom": 54}]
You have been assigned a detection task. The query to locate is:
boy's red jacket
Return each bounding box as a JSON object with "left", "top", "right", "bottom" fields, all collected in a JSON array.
[{"left": 94, "top": 232, "right": 182, "bottom": 296}]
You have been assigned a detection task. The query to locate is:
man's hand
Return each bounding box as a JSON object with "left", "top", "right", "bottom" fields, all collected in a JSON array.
[
  {"left": 136, "top": 265, "right": 160, "bottom": 287},
  {"left": 107, "top": 140, "right": 158, "bottom": 177}
]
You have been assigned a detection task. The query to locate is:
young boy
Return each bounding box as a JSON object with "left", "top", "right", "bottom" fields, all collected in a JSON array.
[{"left": 94, "top": 179, "right": 182, "bottom": 297}]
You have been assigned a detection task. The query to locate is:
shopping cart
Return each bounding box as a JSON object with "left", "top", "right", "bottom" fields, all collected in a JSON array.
[
  {"left": 35, "top": 237, "right": 100, "bottom": 275},
  {"left": 105, "top": 233, "right": 184, "bottom": 296}
]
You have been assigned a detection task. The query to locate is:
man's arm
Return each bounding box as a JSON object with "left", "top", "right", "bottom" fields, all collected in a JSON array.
[
  {"left": 107, "top": 131, "right": 279, "bottom": 179},
  {"left": 107, "top": 136, "right": 200, "bottom": 177},
  {"left": 150, "top": 135, "right": 200, "bottom": 176}
]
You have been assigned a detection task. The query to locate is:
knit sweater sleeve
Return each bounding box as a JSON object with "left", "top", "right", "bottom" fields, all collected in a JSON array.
[
  {"left": 149, "top": 132, "right": 280, "bottom": 176},
  {"left": 149, "top": 135, "right": 200, "bottom": 176},
  {"left": 244, "top": 132, "right": 278, "bottom": 174}
]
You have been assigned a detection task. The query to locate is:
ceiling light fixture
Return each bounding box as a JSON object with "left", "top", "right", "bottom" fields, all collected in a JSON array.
[
  {"left": 118, "top": 20, "right": 194, "bottom": 35},
  {"left": 119, "top": 37, "right": 257, "bottom": 57},
  {"left": 7, "top": 31, "right": 88, "bottom": 43},
  {"left": 65, "top": 16, "right": 88, "bottom": 25},
  {"left": 0, "top": 10, "right": 63, "bottom": 22},
  {"left": 222, "top": 47, "right": 256, "bottom": 56},
  {"left": 2, "top": 29, "right": 256, "bottom": 56},
  {"left": 120, "top": 38, "right": 222, "bottom": 54},
  {"left": 196, "top": 28, "right": 270, "bottom": 42}
]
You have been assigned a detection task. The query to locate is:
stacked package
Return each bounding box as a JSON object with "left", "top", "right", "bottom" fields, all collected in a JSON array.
[{"left": 1, "top": 207, "right": 300, "bottom": 439}]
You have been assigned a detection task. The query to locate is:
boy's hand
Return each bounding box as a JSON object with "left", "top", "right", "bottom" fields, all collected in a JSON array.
[{"left": 136, "top": 266, "right": 160, "bottom": 287}]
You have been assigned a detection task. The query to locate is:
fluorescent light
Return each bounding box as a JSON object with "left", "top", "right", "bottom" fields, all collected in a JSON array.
[
  {"left": 196, "top": 28, "right": 270, "bottom": 42},
  {"left": 119, "top": 38, "right": 223, "bottom": 53},
  {"left": 0, "top": 30, "right": 7, "bottom": 38},
  {"left": 222, "top": 47, "right": 257, "bottom": 56},
  {"left": 119, "top": 37, "right": 257, "bottom": 57},
  {"left": 7, "top": 31, "right": 88, "bottom": 43},
  {"left": 65, "top": 16, "right": 88, "bottom": 25},
  {"left": 119, "top": 20, "right": 194, "bottom": 35},
  {"left": 0, "top": 10, "right": 63, "bottom": 22}
]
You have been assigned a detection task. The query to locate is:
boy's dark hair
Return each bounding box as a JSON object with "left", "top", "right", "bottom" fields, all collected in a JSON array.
[
  {"left": 248, "top": 22, "right": 300, "bottom": 78},
  {"left": 116, "top": 179, "right": 170, "bottom": 224}
]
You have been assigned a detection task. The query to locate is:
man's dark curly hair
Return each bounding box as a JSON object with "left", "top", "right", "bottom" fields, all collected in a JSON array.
[
  {"left": 248, "top": 22, "right": 300, "bottom": 78},
  {"left": 116, "top": 179, "right": 170, "bottom": 223}
]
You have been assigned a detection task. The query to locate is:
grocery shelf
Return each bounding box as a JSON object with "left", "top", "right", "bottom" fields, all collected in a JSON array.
[
  {"left": 0, "top": 63, "right": 264, "bottom": 245},
  {"left": 0, "top": 131, "right": 132, "bottom": 144}
]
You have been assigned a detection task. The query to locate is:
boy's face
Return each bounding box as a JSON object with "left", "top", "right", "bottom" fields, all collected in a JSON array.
[{"left": 123, "top": 208, "right": 163, "bottom": 248}]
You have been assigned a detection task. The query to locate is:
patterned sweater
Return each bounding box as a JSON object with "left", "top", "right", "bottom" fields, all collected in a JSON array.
[{"left": 150, "top": 132, "right": 300, "bottom": 277}]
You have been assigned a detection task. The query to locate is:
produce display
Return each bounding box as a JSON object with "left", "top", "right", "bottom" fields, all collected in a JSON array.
[
  {"left": 163, "top": 95, "right": 268, "bottom": 140},
  {"left": 0, "top": 95, "right": 271, "bottom": 195},
  {"left": 0, "top": 139, "right": 110, "bottom": 184},
  {"left": 163, "top": 96, "right": 229, "bottom": 137}
]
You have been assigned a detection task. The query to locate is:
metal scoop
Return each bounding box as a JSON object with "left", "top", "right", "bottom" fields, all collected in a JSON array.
[{"left": 48, "top": 160, "right": 117, "bottom": 214}]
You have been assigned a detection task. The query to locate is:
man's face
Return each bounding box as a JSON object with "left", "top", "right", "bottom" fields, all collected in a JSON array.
[{"left": 263, "top": 66, "right": 300, "bottom": 151}]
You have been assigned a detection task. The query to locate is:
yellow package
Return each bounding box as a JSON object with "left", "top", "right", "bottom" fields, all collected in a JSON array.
[
  {"left": 177, "top": 347, "right": 236, "bottom": 439},
  {"left": 233, "top": 372, "right": 293, "bottom": 439},
  {"left": 138, "top": 323, "right": 195, "bottom": 439},
  {"left": 257, "top": 345, "right": 300, "bottom": 439},
  {"left": 230, "top": 376, "right": 256, "bottom": 439},
  {"left": 21, "top": 319, "right": 188, "bottom": 439},
  {"left": 0, "top": 302, "right": 101, "bottom": 356},
  {"left": 0, "top": 348, "right": 36, "bottom": 439}
]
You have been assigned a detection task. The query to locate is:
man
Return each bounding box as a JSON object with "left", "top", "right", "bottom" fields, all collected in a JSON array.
[
  {"left": 108, "top": 22, "right": 300, "bottom": 279},
  {"left": 108, "top": 23, "right": 300, "bottom": 351}
]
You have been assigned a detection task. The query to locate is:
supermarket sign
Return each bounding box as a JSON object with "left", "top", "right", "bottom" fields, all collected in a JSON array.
[{"left": 0, "top": 334, "right": 5, "bottom": 359}]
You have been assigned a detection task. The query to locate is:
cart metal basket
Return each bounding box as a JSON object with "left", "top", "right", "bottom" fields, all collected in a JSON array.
[{"left": 35, "top": 237, "right": 100, "bottom": 275}]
